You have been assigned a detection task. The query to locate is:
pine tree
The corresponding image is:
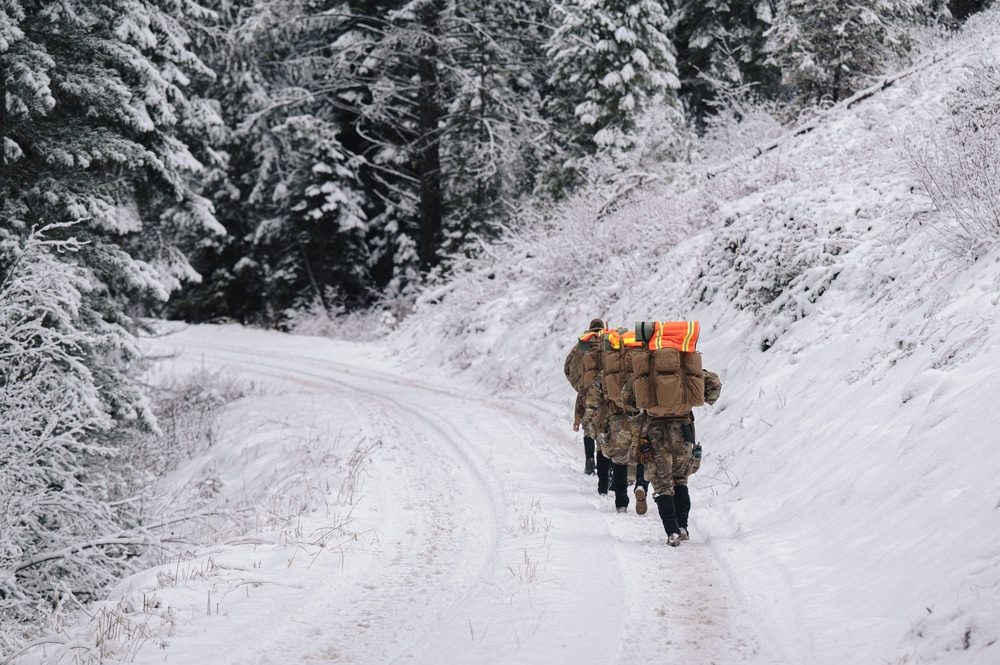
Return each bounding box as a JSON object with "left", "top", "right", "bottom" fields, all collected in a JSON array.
[
  {"left": 766, "top": 0, "right": 921, "bottom": 105},
  {"left": 1, "top": 0, "right": 223, "bottom": 290},
  {"left": 174, "top": 0, "right": 551, "bottom": 319},
  {"left": 333, "top": 0, "right": 551, "bottom": 294},
  {"left": 541, "top": 0, "right": 680, "bottom": 194},
  {"left": 672, "top": 0, "right": 780, "bottom": 125},
  {"left": 438, "top": 0, "right": 549, "bottom": 258},
  {"left": 164, "top": 0, "right": 373, "bottom": 323}
]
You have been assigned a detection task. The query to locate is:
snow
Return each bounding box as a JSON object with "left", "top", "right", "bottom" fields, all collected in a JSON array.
[
  {"left": 23, "top": 280, "right": 1000, "bottom": 663},
  {"left": 14, "top": 10, "right": 1000, "bottom": 665}
]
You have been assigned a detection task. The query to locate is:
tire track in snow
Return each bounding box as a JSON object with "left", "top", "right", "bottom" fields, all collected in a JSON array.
[
  {"left": 164, "top": 341, "right": 505, "bottom": 664},
  {"left": 161, "top": 334, "right": 625, "bottom": 663}
]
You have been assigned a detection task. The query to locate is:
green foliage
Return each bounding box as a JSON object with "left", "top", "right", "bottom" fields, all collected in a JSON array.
[{"left": 0, "top": 0, "right": 223, "bottom": 314}]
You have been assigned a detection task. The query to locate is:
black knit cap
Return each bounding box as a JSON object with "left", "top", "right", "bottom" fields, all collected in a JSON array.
[{"left": 588, "top": 318, "right": 604, "bottom": 331}]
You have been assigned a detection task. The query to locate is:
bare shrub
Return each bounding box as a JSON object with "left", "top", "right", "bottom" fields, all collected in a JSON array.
[
  {"left": 147, "top": 368, "right": 248, "bottom": 467},
  {"left": 906, "top": 61, "right": 1000, "bottom": 258},
  {"left": 1, "top": 360, "right": 245, "bottom": 659},
  {"left": 0, "top": 225, "right": 153, "bottom": 644}
]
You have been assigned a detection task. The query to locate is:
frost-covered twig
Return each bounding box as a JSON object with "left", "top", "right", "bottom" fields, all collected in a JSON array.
[
  {"left": 598, "top": 172, "right": 663, "bottom": 216},
  {"left": 706, "top": 53, "right": 943, "bottom": 179}
]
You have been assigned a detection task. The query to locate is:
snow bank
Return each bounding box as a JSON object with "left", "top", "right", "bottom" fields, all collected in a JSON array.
[{"left": 392, "top": 10, "right": 1000, "bottom": 663}]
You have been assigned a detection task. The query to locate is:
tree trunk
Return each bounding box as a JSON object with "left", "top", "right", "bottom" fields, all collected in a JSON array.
[
  {"left": 415, "top": 0, "right": 444, "bottom": 272},
  {"left": 1, "top": 70, "right": 6, "bottom": 211}
]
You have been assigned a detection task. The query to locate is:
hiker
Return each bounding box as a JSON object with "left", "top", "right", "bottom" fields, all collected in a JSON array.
[
  {"left": 566, "top": 318, "right": 605, "bottom": 476},
  {"left": 576, "top": 322, "right": 614, "bottom": 494},
  {"left": 625, "top": 321, "right": 723, "bottom": 546},
  {"left": 670, "top": 370, "right": 720, "bottom": 539},
  {"left": 601, "top": 328, "right": 650, "bottom": 514}
]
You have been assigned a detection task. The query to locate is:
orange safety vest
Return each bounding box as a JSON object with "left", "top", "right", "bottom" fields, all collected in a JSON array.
[
  {"left": 647, "top": 321, "right": 700, "bottom": 352},
  {"left": 606, "top": 329, "right": 646, "bottom": 350}
]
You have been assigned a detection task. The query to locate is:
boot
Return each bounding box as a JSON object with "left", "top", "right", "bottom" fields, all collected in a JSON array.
[
  {"left": 634, "top": 485, "right": 647, "bottom": 516},
  {"left": 584, "top": 437, "right": 596, "bottom": 475},
  {"left": 612, "top": 462, "right": 629, "bottom": 512},
  {"left": 596, "top": 452, "right": 610, "bottom": 495},
  {"left": 634, "top": 464, "right": 649, "bottom": 515},
  {"left": 635, "top": 464, "right": 649, "bottom": 493},
  {"left": 674, "top": 485, "right": 691, "bottom": 531},
  {"left": 655, "top": 494, "right": 681, "bottom": 545}
]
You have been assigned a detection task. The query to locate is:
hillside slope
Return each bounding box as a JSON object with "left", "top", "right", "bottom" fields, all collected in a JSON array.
[{"left": 394, "top": 11, "right": 1000, "bottom": 662}]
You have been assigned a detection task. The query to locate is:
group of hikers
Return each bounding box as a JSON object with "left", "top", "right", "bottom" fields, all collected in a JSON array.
[{"left": 564, "top": 318, "right": 722, "bottom": 546}]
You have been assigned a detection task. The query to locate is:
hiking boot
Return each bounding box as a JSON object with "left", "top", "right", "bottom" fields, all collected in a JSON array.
[
  {"left": 667, "top": 532, "right": 682, "bottom": 547},
  {"left": 616, "top": 506, "right": 628, "bottom": 513},
  {"left": 585, "top": 457, "right": 596, "bottom": 475},
  {"left": 678, "top": 527, "right": 690, "bottom": 541},
  {"left": 634, "top": 486, "right": 647, "bottom": 516}
]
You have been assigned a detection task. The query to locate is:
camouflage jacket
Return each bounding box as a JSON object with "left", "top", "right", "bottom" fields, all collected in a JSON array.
[
  {"left": 578, "top": 370, "right": 610, "bottom": 433},
  {"left": 564, "top": 344, "right": 584, "bottom": 394}
]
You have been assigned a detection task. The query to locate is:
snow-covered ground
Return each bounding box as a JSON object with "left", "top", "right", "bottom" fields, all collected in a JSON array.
[
  {"left": 18, "top": 297, "right": 1000, "bottom": 664},
  {"left": 14, "top": 10, "right": 1000, "bottom": 665},
  {"left": 16, "top": 324, "right": 783, "bottom": 664}
]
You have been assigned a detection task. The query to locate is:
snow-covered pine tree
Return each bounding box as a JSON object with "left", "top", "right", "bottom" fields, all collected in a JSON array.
[
  {"left": 222, "top": 0, "right": 370, "bottom": 320},
  {"left": 258, "top": 113, "right": 370, "bottom": 317},
  {"left": 0, "top": 0, "right": 224, "bottom": 302},
  {"left": 541, "top": 0, "right": 681, "bottom": 195},
  {"left": 333, "top": 0, "right": 551, "bottom": 299},
  {"left": 0, "top": 0, "right": 220, "bottom": 634},
  {"left": 766, "top": 0, "right": 921, "bottom": 106},
  {"left": 672, "top": 0, "right": 780, "bottom": 125},
  {"left": 438, "top": 0, "right": 549, "bottom": 258},
  {"left": 338, "top": 0, "right": 445, "bottom": 300},
  {"left": 163, "top": 0, "right": 373, "bottom": 323}
]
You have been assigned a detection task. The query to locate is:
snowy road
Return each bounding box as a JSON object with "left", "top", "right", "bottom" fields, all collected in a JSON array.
[{"left": 128, "top": 325, "right": 782, "bottom": 665}]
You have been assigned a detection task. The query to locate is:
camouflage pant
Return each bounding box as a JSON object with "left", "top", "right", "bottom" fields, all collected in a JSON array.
[
  {"left": 602, "top": 412, "right": 642, "bottom": 465},
  {"left": 643, "top": 419, "right": 696, "bottom": 497},
  {"left": 581, "top": 388, "right": 606, "bottom": 440}
]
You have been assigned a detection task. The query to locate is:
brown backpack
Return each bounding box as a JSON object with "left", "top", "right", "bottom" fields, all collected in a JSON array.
[
  {"left": 631, "top": 321, "right": 705, "bottom": 417},
  {"left": 578, "top": 329, "right": 606, "bottom": 391},
  {"left": 601, "top": 329, "right": 645, "bottom": 410}
]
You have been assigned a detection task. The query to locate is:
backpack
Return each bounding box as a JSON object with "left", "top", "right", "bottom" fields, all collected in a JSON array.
[
  {"left": 578, "top": 329, "right": 607, "bottom": 393},
  {"left": 631, "top": 321, "right": 706, "bottom": 417},
  {"left": 601, "top": 329, "right": 646, "bottom": 410}
]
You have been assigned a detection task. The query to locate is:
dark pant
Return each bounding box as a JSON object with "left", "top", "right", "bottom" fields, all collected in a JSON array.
[
  {"left": 635, "top": 463, "right": 648, "bottom": 492},
  {"left": 656, "top": 494, "right": 680, "bottom": 535},
  {"left": 612, "top": 462, "right": 628, "bottom": 508},
  {"left": 596, "top": 451, "right": 610, "bottom": 494},
  {"left": 674, "top": 484, "right": 691, "bottom": 529},
  {"left": 584, "top": 436, "right": 595, "bottom": 461}
]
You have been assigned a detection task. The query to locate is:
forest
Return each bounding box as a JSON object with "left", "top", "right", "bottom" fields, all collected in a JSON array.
[{"left": 0, "top": 0, "right": 996, "bottom": 653}]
